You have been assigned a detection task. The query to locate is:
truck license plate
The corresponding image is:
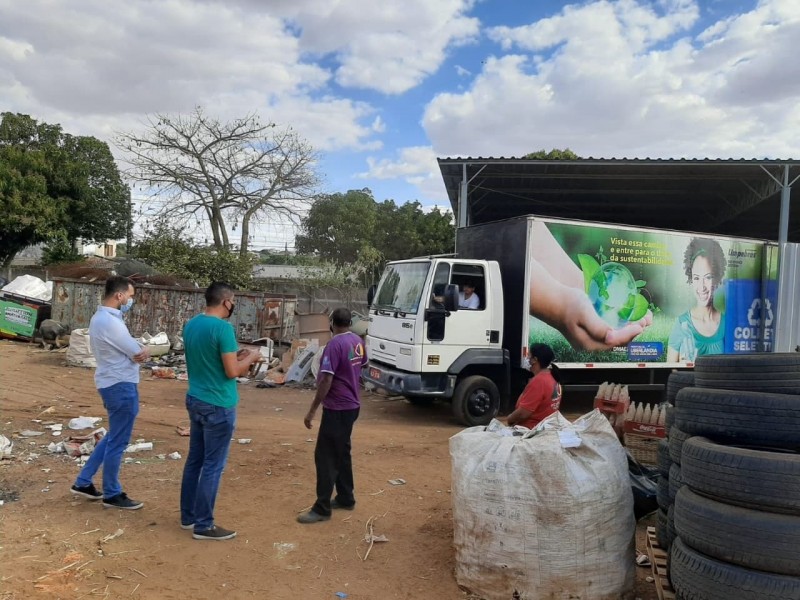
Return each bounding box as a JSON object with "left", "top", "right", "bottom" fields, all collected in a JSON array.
[{"left": 369, "top": 367, "right": 381, "bottom": 380}]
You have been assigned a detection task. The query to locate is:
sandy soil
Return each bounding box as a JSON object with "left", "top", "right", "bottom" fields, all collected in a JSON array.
[{"left": 0, "top": 339, "right": 659, "bottom": 599}]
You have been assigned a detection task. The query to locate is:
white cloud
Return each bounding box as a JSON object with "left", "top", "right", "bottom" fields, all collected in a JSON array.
[
  {"left": 361, "top": 146, "right": 447, "bottom": 202},
  {"left": 265, "top": 0, "right": 481, "bottom": 94},
  {"left": 425, "top": 0, "right": 800, "bottom": 160},
  {"left": 0, "top": 0, "right": 380, "bottom": 152}
]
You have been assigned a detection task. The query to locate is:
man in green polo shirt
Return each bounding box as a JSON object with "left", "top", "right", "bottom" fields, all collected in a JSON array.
[{"left": 179, "top": 282, "right": 260, "bottom": 541}]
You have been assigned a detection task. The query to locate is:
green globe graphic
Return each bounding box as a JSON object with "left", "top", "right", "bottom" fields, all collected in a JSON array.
[{"left": 588, "top": 262, "right": 638, "bottom": 328}]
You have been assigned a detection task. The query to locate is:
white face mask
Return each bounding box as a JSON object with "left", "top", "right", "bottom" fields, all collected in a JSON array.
[{"left": 120, "top": 297, "right": 134, "bottom": 313}]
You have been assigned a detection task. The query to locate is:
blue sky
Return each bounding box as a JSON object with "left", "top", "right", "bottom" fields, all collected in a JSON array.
[{"left": 1, "top": 0, "right": 798, "bottom": 250}]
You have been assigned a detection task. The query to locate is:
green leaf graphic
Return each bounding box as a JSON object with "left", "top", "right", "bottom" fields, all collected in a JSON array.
[
  {"left": 577, "top": 253, "right": 601, "bottom": 294},
  {"left": 630, "top": 293, "right": 650, "bottom": 321}
]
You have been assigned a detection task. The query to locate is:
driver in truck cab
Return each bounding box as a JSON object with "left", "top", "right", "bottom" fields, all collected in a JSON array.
[
  {"left": 507, "top": 343, "right": 562, "bottom": 429},
  {"left": 458, "top": 280, "right": 480, "bottom": 309}
]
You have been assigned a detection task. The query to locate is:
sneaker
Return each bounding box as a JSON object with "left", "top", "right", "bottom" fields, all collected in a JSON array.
[
  {"left": 102, "top": 493, "right": 143, "bottom": 510},
  {"left": 192, "top": 525, "right": 236, "bottom": 541},
  {"left": 296, "top": 510, "right": 330, "bottom": 524},
  {"left": 71, "top": 484, "right": 102, "bottom": 501},
  {"left": 180, "top": 522, "right": 194, "bottom": 530},
  {"left": 330, "top": 499, "right": 355, "bottom": 511}
]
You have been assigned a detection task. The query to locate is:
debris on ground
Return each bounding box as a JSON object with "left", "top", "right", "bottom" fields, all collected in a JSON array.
[
  {"left": 125, "top": 442, "right": 153, "bottom": 453},
  {"left": 168, "top": 452, "right": 181, "bottom": 460},
  {"left": 19, "top": 430, "right": 45, "bottom": 437},
  {"left": 388, "top": 478, "right": 406, "bottom": 486},
  {"left": 0, "top": 434, "right": 12, "bottom": 458},
  {"left": 68, "top": 416, "right": 102, "bottom": 430}
]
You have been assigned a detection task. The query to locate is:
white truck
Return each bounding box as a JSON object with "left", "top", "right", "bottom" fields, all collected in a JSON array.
[{"left": 362, "top": 215, "right": 779, "bottom": 425}]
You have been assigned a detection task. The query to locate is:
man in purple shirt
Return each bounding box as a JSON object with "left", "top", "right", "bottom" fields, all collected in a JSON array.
[{"left": 298, "top": 308, "right": 367, "bottom": 523}]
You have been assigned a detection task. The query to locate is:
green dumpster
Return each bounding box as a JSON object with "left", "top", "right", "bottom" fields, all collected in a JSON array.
[{"left": 0, "top": 292, "right": 52, "bottom": 341}]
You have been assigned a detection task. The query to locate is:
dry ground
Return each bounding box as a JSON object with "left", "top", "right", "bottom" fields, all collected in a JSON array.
[{"left": 0, "top": 339, "right": 658, "bottom": 599}]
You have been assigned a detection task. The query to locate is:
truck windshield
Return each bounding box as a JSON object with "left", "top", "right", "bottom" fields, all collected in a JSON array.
[{"left": 372, "top": 262, "right": 430, "bottom": 314}]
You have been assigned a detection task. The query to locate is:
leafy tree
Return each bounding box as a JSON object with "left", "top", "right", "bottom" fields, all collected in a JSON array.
[
  {"left": 118, "top": 108, "right": 319, "bottom": 259},
  {"left": 132, "top": 221, "right": 254, "bottom": 288},
  {"left": 0, "top": 112, "right": 130, "bottom": 266},
  {"left": 295, "top": 189, "right": 378, "bottom": 265},
  {"left": 295, "top": 189, "right": 455, "bottom": 280},
  {"left": 524, "top": 148, "right": 580, "bottom": 160}
]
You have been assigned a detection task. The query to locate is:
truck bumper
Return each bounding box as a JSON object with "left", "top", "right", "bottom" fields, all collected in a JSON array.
[{"left": 362, "top": 362, "right": 456, "bottom": 398}]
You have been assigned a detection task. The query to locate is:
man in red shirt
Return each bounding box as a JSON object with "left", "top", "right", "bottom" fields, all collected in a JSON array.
[{"left": 507, "top": 344, "right": 562, "bottom": 429}]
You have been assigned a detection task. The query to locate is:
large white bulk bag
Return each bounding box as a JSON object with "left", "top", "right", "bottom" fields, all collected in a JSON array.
[
  {"left": 66, "top": 328, "right": 96, "bottom": 368},
  {"left": 449, "top": 410, "right": 635, "bottom": 600}
]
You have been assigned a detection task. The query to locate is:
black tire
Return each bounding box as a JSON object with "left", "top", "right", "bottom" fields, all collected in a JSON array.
[
  {"left": 656, "top": 508, "right": 676, "bottom": 552},
  {"left": 666, "top": 371, "right": 695, "bottom": 404},
  {"left": 664, "top": 403, "right": 675, "bottom": 435},
  {"left": 657, "top": 438, "right": 672, "bottom": 477},
  {"left": 670, "top": 537, "right": 800, "bottom": 600},
  {"left": 694, "top": 353, "right": 800, "bottom": 395},
  {"left": 675, "top": 388, "right": 800, "bottom": 449},
  {"left": 674, "top": 487, "right": 800, "bottom": 577},
  {"left": 668, "top": 464, "right": 683, "bottom": 504},
  {"left": 682, "top": 436, "right": 800, "bottom": 515},
  {"left": 669, "top": 427, "right": 691, "bottom": 464},
  {"left": 451, "top": 376, "right": 500, "bottom": 426},
  {"left": 657, "top": 473, "right": 671, "bottom": 511}
]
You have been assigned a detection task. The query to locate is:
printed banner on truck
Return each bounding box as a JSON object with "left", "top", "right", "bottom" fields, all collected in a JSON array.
[{"left": 527, "top": 220, "right": 777, "bottom": 364}]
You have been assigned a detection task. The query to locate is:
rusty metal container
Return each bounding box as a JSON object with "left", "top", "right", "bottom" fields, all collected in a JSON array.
[{"left": 51, "top": 278, "right": 297, "bottom": 342}]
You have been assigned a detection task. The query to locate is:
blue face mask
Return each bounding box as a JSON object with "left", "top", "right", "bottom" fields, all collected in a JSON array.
[{"left": 120, "top": 298, "right": 134, "bottom": 313}]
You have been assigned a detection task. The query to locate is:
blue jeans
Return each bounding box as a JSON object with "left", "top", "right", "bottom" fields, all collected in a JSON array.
[
  {"left": 180, "top": 395, "right": 236, "bottom": 531},
  {"left": 75, "top": 382, "right": 139, "bottom": 498}
]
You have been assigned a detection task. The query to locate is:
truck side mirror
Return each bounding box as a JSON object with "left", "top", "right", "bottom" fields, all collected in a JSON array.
[
  {"left": 443, "top": 284, "right": 459, "bottom": 312},
  {"left": 367, "top": 284, "right": 377, "bottom": 307}
]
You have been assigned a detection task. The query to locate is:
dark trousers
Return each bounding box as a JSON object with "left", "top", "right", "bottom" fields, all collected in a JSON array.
[{"left": 312, "top": 407, "right": 359, "bottom": 516}]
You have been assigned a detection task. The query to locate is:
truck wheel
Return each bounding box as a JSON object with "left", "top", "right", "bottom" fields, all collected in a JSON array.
[{"left": 451, "top": 376, "right": 500, "bottom": 426}]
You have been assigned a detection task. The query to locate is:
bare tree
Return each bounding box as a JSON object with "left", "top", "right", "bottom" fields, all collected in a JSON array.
[{"left": 117, "top": 108, "right": 319, "bottom": 257}]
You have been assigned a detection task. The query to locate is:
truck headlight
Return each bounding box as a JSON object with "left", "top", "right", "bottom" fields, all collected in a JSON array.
[{"left": 399, "top": 348, "right": 412, "bottom": 356}]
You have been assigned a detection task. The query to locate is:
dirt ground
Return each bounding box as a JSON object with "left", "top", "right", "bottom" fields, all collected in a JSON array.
[{"left": 0, "top": 339, "right": 659, "bottom": 600}]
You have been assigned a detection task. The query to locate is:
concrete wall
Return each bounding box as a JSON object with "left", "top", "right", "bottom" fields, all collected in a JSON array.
[{"left": 257, "top": 280, "right": 370, "bottom": 316}]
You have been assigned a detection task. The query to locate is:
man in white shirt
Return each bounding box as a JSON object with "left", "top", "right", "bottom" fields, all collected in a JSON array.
[
  {"left": 459, "top": 281, "right": 480, "bottom": 310},
  {"left": 71, "top": 276, "right": 149, "bottom": 510}
]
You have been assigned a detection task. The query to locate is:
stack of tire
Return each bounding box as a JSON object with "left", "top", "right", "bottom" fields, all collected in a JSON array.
[
  {"left": 655, "top": 370, "right": 694, "bottom": 552},
  {"left": 667, "top": 354, "right": 800, "bottom": 600}
]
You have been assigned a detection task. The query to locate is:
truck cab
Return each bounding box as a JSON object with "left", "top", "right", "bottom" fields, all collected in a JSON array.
[{"left": 362, "top": 257, "right": 510, "bottom": 425}]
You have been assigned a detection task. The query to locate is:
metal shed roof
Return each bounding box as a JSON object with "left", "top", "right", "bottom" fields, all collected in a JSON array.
[{"left": 438, "top": 158, "right": 800, "bottom": 242}]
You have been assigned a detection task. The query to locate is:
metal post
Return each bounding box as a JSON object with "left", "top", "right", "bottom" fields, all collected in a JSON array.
[
  {"left": 779, "top": 165, "right": 790, "bottom": 244},
  {"left": 458, "top": 163, "right": 468, "bottom": 229}
]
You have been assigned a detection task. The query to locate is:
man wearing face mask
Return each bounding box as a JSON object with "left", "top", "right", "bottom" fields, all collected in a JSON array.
[
  {"left": 179, "top": 281, "right": 260, "bottom": 540},
  {"left": 71, "top": 276, "right": 150, "bottom": 509}
]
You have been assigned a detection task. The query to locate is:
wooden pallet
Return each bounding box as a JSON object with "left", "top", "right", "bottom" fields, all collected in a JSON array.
[{"left": 646, "top": 526, "right": 676, "bottom": 600}]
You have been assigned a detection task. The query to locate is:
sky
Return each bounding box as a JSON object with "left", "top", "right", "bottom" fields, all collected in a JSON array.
[{"left": 1, "top": 0, "right": 799, "bottom": 251}]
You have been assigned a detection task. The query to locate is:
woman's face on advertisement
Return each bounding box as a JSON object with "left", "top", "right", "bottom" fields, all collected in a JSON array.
[{"left": 691, "top": 255, "right": 715, "bottom": 307}]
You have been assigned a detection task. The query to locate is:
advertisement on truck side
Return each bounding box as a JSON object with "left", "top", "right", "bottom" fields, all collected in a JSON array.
[{"left": 527, "top": 220, "right": 778, "bottom": 365}]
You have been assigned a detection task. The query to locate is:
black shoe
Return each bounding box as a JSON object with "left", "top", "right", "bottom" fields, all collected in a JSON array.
[
  {"left": 71, "top": 484, "right": 102, "bottom": 501},
  {"left": 297, "top": 510, "right": 330, "bottom": 524},
  {"left": 331, "top": 499, "right": 355, "bottom": 511},
  {"left": 102, "top": 493, "right": 143, "bottom": 510},
  {"left": 192, "top": 525, "right": 236, "bottom": 540}
]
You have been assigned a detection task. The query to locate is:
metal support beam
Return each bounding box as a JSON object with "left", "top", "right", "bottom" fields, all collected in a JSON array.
[
  {"left": 779, "top": 165, "right": 791, "bottom": 244},
  {"left": 458, "top": 163, "right": 469, "bottom": 228}
]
